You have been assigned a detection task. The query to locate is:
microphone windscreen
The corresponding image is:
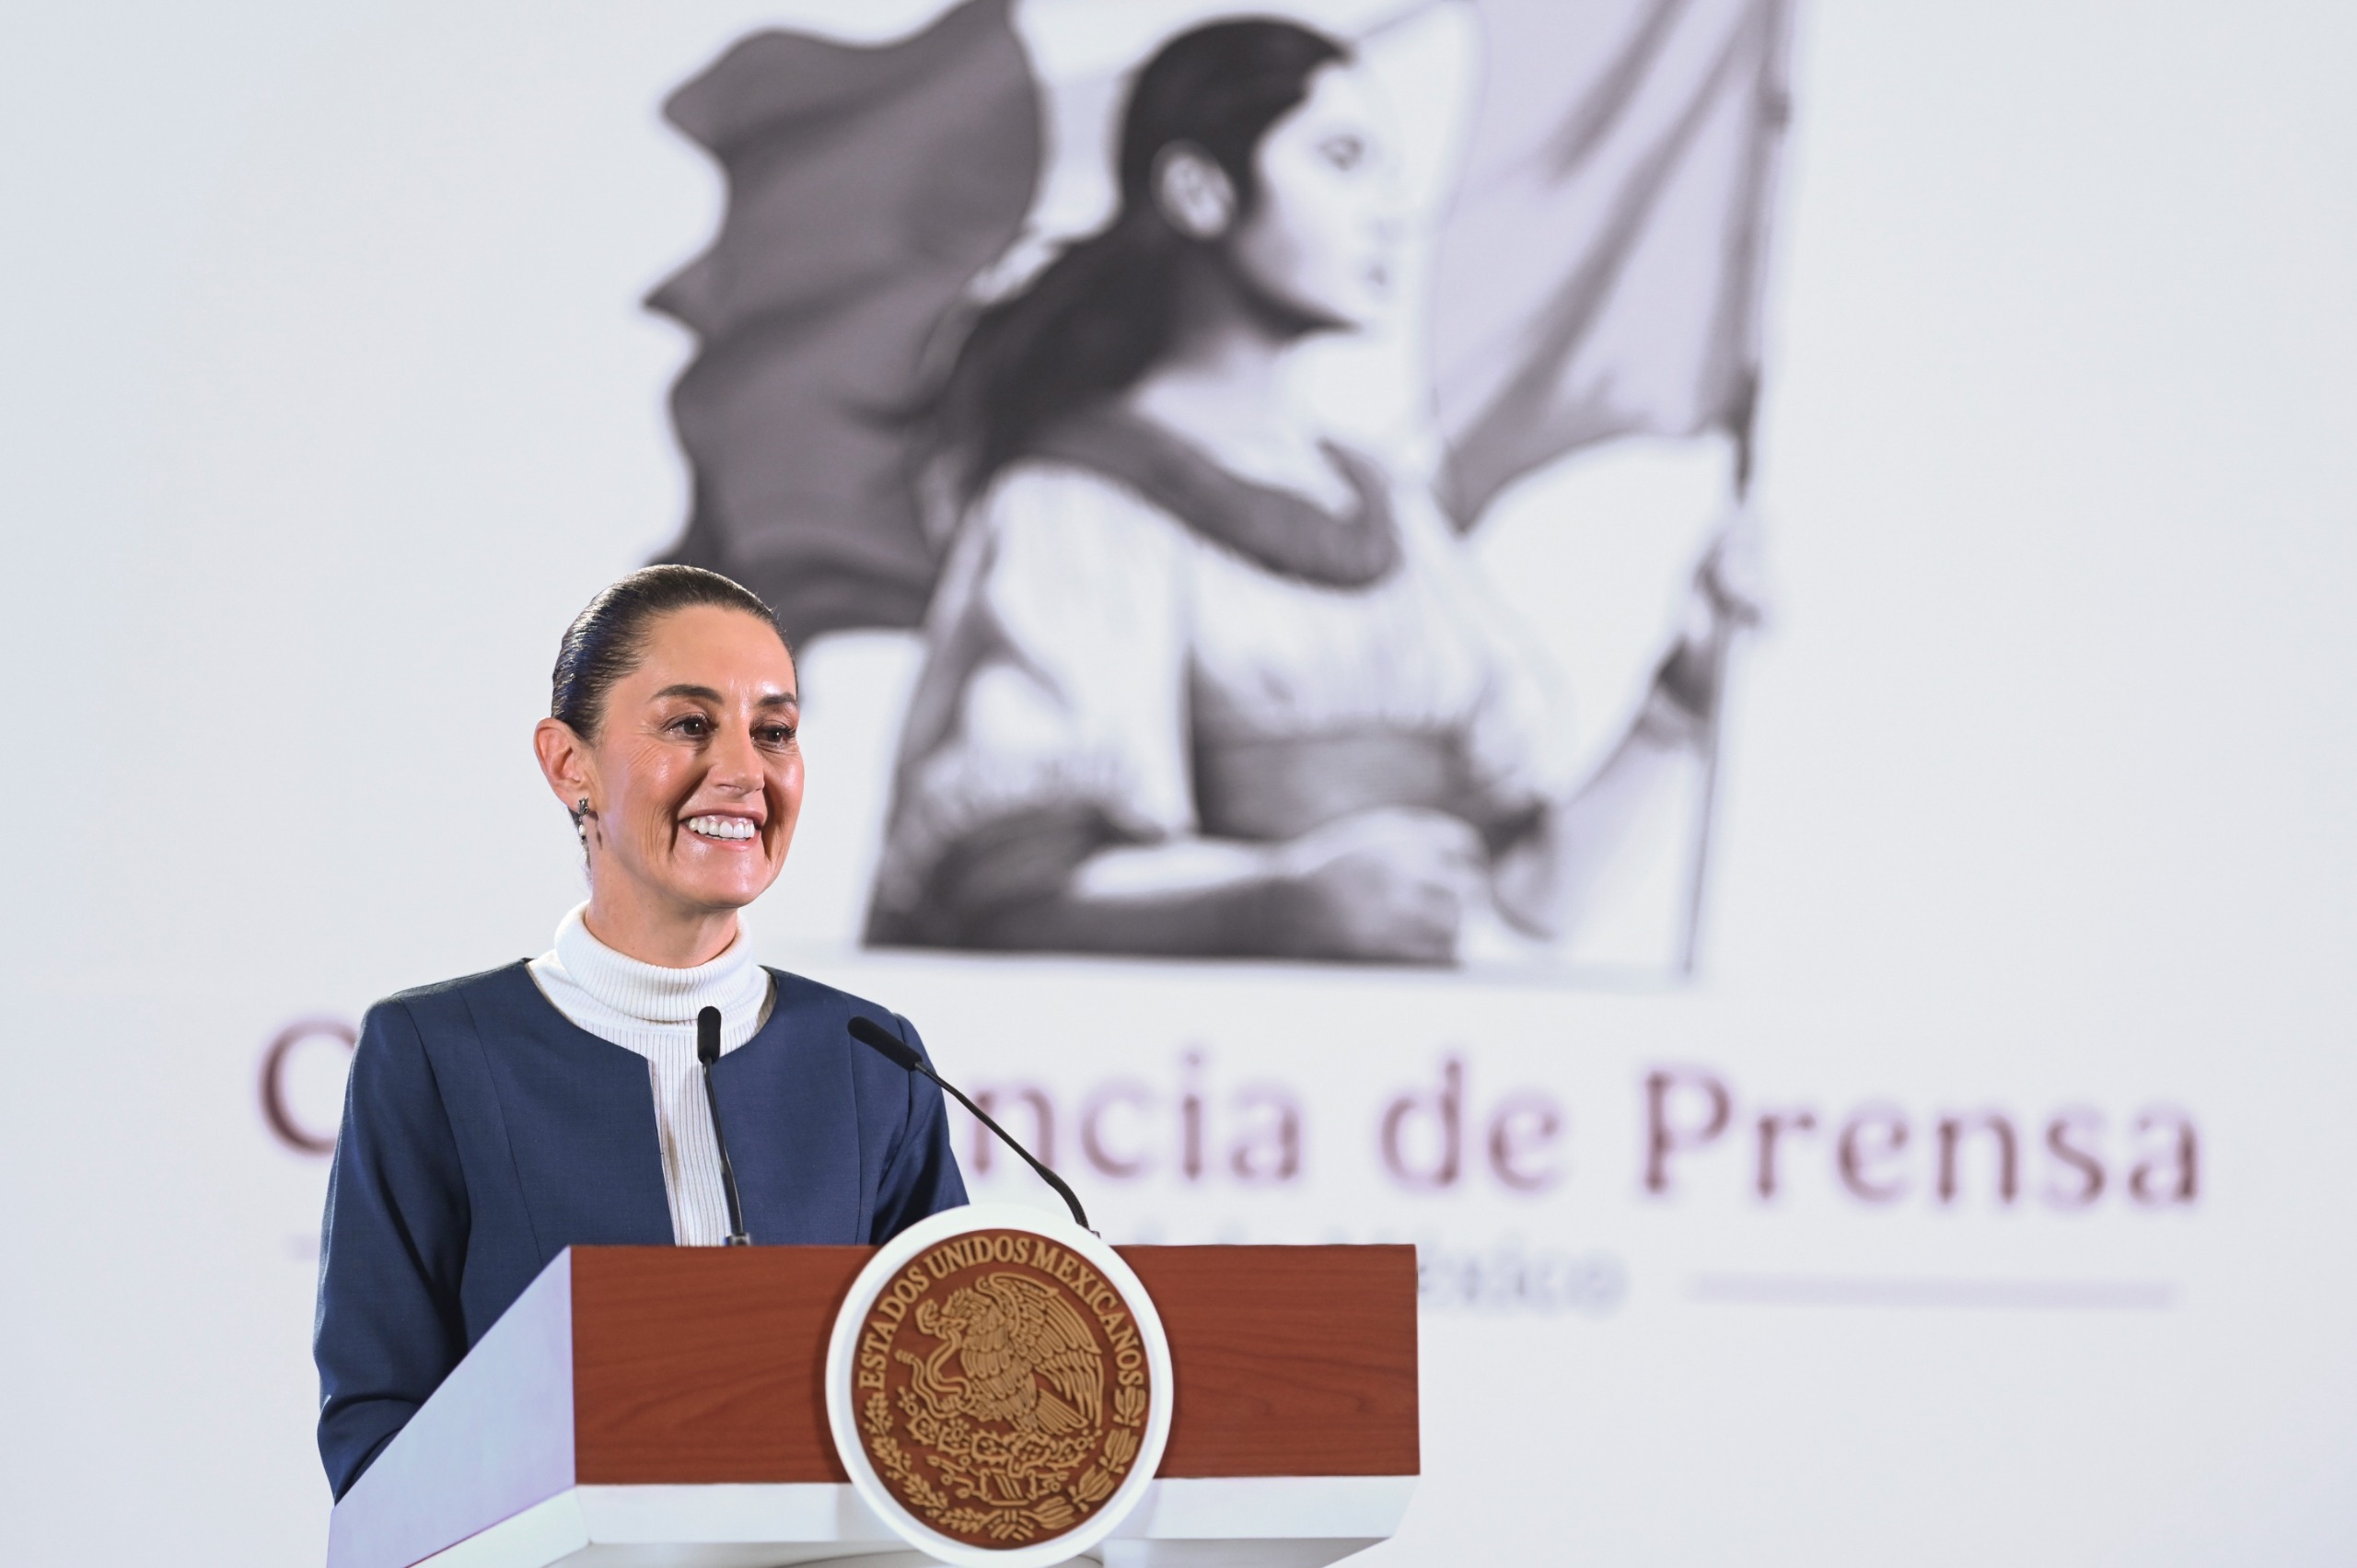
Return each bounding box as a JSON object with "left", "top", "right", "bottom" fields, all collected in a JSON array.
[
  {"left": 696, "top": 1005, "right": 722, "bottom": 1066},
  {"left": 848, "top": 1015, "right": 923, "bottom": 1073}
]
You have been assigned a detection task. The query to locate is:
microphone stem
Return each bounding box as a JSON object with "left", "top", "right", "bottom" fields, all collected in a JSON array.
[
  {"left": 700, "top": 1060, "right": 752, "bottom": 1247},
  {"left": 918, "top": 1063, "right": 1092, "bottom": 1234}
]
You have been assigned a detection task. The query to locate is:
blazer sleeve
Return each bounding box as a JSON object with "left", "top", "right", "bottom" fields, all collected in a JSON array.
[
  {"left": 313, "top": 998, "right": 471, "bottom": 1499},
  {"left": 869, "top": 1011, "right": 970, "bottom": 1242}
]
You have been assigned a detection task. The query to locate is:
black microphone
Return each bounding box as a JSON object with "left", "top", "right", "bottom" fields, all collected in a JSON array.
[
  {"left": 847, "top": 1015, "right": 1091, "bottom": 1233},
  {"left": 696, "top": 1005, "right": 751, "bottom": 1247}
]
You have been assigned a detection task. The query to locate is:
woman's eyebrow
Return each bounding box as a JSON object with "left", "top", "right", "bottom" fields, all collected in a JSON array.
[{"left": 651, "top": 683, "right": 799, "bottom": 708}]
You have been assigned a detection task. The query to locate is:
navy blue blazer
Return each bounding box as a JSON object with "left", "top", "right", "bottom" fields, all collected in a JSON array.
[{"left": 312, "top": 961, "right": 967, "bottom": 1499}]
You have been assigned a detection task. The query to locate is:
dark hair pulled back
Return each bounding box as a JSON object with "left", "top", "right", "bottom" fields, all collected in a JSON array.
[
  {"left": 550, "top": 564, "right": 785, "bottom": 738},
  {"left": 923, "top": 17, "right": 1348, "bottom": 502}
]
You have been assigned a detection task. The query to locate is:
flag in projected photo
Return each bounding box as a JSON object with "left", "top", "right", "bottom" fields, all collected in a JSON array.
[{"left": 649, "top": 0, "right": 1793, "bottom": 974}]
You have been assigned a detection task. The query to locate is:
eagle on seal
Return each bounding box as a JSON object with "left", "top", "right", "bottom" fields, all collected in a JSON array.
[{"left": 909, "top": 1272, "right": 1104, "bottom": 1435}]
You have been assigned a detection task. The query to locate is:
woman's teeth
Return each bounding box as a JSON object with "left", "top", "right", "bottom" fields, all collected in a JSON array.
[{"left": 685, "top": 815, "right": 757, "bottom": 842}]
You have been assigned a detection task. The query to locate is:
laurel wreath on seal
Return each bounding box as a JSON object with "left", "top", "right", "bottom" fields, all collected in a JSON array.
[{"left": 864, "top": 1371, "right": 1149, "bottom": 1542}]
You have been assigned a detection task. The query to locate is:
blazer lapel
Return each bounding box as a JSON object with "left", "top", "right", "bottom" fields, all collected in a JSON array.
[
  {"left": 711, "top": 973, "right": 866, "bottom": 1245},
  {"left": 467, "top": 965, "right": 676, "bottom": 1260}
]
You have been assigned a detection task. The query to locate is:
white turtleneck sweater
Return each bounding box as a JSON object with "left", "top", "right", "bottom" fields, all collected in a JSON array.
[{"left": 528, "top": 904, "right": 774, "bottom": 1246}]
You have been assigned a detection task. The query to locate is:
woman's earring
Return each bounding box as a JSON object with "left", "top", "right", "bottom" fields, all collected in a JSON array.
[{"left": 569, "top": 797, "right": 593, "bottom": 845}]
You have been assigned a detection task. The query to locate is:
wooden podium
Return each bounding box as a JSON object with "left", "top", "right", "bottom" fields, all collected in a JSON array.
[{"left": 327, "top": 1242, "right": 1418, "bottom": 1568}]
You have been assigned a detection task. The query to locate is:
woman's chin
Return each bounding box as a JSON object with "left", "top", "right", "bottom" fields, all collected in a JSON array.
[{"left": 663, "top": 860, "right": 780, "bottom": 914}]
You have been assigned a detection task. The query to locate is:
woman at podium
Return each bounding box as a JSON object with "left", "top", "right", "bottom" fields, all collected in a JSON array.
[{"left": 312, "top": 565, "right": 968, "bottom": 1499}]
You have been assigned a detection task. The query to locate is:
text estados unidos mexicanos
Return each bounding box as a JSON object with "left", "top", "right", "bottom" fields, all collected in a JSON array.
[{"left": 856, "top": 1233, "right": 1146, "bottom": 1394}]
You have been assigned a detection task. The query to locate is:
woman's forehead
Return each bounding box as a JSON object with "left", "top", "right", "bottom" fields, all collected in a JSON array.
[
  {"left": 1275, "top": 63, "right": 1388, "bottom": 147},
  {"left": 631, "top": 605, "right": 796, "bottom": 689}
]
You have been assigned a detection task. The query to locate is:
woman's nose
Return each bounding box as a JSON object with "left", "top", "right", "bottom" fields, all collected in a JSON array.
[{"left": 708, "top": 726, "right": 764, "bottom": 788}]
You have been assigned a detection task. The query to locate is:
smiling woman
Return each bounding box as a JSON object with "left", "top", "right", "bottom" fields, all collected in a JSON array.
[
  {"left": 535, "top": 573, "right": 807, "bottom": 964},
  {"left": 310, "top": 566, "right": 969, "bottom": 1503}
]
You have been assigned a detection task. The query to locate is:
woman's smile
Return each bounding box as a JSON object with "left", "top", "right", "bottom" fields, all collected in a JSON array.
[{"left": 682, "top": 812, "right": 761, "bottom": 843}]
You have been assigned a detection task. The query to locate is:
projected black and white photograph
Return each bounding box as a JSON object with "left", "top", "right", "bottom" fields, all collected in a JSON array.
[{"left": 651, "top": 0, "right": 1788, "bottom": 972}]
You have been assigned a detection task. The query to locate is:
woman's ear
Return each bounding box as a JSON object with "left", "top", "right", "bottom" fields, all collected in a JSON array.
[
  {"left": 533, "top": 717, "right": 598, "bottom": 814},
  {"left": 1152, "top": 143, "right": 1237, "bottom": 240}
]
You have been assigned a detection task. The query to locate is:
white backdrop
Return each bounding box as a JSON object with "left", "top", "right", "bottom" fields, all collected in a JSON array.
[{"left": 4, "top": 3, "right": 2355, "bottom": 1564}]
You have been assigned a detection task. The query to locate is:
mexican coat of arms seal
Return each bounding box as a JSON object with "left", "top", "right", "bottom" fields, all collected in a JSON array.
[{"left": 826, "top": 1204, "right": 1174, "bottom": 1567}]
